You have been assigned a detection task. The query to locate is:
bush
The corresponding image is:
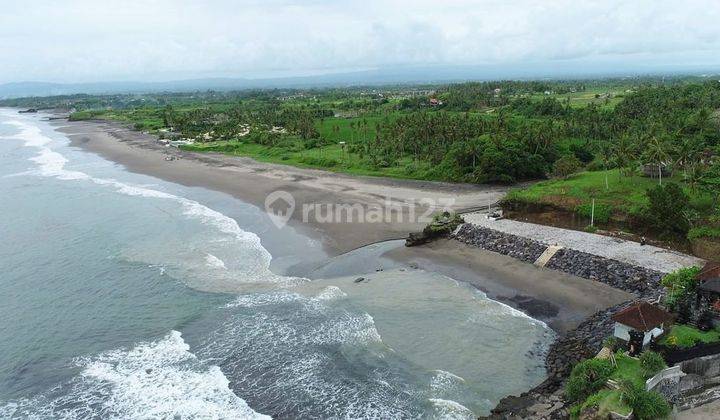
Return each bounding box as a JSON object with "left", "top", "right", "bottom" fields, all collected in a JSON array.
[
  {"left": 553, "top": 154, "right": 583, "bottom": 178},
  {"left": 603, "top": 336, "right": 618, "bottom": 351},
  {"left": 619, "top": 381, "right": 671, "bottom": 420},
  {"left": 641, "top": 183, "right": 691, "bottom": 238},
  {"left": 632, "top": 390, "right": 671, "bottom": 419},
  {"left": 565, "top": 358, "right": 614, "bottom": 402},
  {"left": 688, "top": 226, "right": 720, "bottom": 240},
  {"left": 661, "top": 266, "right": 701, "bottom": 311},
  {"left": 639, "top": 351, "right": 666, "bottom": 378}
]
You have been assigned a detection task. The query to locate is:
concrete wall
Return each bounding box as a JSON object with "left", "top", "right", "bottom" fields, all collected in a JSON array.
[{"left": 613, "top": 323, "right": 664, "bottom": 346}]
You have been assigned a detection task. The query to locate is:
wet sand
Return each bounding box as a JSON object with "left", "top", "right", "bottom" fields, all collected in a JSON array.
[
  {"left": 386, "top": 239, "right": 634, "bottom": 332},
  {"left": 308, "top": 239, "right": 634, "bottom": 332}
]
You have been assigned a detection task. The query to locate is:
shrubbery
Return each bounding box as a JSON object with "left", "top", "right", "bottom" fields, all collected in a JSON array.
[
  {"left": 565, "top": 358, "right": 614, "bottom": 402},
  {"left": 639, "top": 351, "right": 666, "bottom": 378},
  {"left": 640, "top": 183, "right": 691, "bottom": 238},
  {"left": 661, "top": 266, "right": 701, "bottom": 311},
  {"left": 619, "top": 381, "right": 671, "bottom": 420},
  {"left": 552, "top": 154, "right": 583, "bottom": 178}
]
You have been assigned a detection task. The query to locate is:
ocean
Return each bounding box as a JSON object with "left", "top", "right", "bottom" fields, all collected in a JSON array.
[{"left": 0, "top": 109, "right": 554, "bottom": 419}]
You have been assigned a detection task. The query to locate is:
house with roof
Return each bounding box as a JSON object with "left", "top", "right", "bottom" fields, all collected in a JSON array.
[
  {"left": 695, "top": 262, "right": 720, "bottom": 326},
  {"left": 612, "top": 301, "right": 673, "bottom": 349}
]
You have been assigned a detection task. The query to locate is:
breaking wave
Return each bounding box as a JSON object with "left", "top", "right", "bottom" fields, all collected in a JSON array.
[
  {"left": 0, "top": 331, "right": 268, "bottom": 419},
  {"left": 4, "top": 112, "right": 302, "bottom": 290}
]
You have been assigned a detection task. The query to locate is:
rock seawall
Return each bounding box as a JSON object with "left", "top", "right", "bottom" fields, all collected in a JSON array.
[
  {"left": 453, "top": 224, "right": 668, "bottom": 419},
  {"left": 454, "top": 224, "right": 664, "bottom": 297}
]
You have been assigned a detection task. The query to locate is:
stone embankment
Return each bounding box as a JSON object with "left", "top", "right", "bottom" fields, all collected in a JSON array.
[
  {"left": 454, "top": 220, "right": 703, "bottom": 419},
  {"left": 454, "top": 224, "right": 666, "bottom": 297}
]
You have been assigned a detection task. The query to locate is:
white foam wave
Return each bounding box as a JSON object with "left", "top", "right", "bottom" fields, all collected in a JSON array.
[
  {"left": 0, "top": 331, "right": 269, "bottom": 419},
  {"left": 315, "top": 285, "right": 347, "bottom": 301},
  {"left": 468, "top": 287, "right": 551, "bottom": 329},
  {"left": 4, "top": 114, "right": 300, "bottom": 288},
  {"left": 225, "top": 291, "right": 303, "bottom": 308},
  {"left": 429, "top": 398, "right": 475, "bottom": 420},
  {"left": 430, "top": 370, "right": 466, "bottom": 395},
  {"left": 205, "top": 253, "right": 227, "bottom": 269}
]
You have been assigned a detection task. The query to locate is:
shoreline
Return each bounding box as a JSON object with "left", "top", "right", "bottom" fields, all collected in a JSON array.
[
  {"left": 51, "top": 115, "right": 639, "bottom": 333},
  {"left": 55, "top": 117, "right": 506, "bottom": 256},
  {"left": 45, "top": 113, "right": 683, "bottom": 417}
]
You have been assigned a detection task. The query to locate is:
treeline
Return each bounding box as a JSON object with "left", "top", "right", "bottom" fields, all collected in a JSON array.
[{"left": 361, "top": 81, "right": 720, "bottom": 184}]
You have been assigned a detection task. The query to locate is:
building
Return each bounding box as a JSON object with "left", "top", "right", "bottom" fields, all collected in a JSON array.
[
  {"left": 695, "top": 262, "right": 720, "bottom": 326},
  {"left": 612, "top": 302, "right": 673, "bottom": 348}
]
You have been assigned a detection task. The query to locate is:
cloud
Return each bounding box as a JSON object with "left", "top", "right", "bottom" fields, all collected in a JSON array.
[{"left": 0, "top": 0, "right": 718, "bottom": 82}]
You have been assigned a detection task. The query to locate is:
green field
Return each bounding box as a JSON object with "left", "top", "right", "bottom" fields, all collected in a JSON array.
[
  {"left": 505, "top": 169, "right": 713, "bottom": 221},
  {"left": 181, "top": 139, "right": 438, "bottom": 180}
]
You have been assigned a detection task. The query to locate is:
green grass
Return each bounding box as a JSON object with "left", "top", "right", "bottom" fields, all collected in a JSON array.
[
  {"left": 181, "top": 140, "right": 439, "bottom": 181},
  {"left": 506, "top": 169, "right": 708, "bottom": 217},
  {"left": 611, "top": 354, "right": 645, "bottom": 388},
  {"left": 688, "top": 226, "right": 720, "bottom": 240},
  {"left": 315, "top": 115, "right": 391, "bottom": 143},
  {"left": 576, "top": 389, "right": 632, "bottom": 418},
  {"left": 659, "top": 324, "right": 720, "bottom": 348}
]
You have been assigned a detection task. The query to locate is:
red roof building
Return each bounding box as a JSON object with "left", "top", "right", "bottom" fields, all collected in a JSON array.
[{"left": 612, "top": 302, "right": 672, "bottom": 347}]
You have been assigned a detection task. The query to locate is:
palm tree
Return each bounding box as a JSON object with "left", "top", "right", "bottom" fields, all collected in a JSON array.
[
  {"left": 643, "top": 136, "right": 671, "bottom": 185},
  {"left": 613, "top": 134, "right": 639, "bottom": 178},
  {"left": 684, "top": 163, "right": 704, "bottom": 193}
]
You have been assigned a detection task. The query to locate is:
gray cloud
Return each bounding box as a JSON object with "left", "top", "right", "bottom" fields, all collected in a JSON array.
[{"left": 0, "top": 0, "right": 719, "bottom": 82}]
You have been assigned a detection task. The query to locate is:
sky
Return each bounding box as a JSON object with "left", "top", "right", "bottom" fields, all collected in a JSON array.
[{"left": 1, "top": 0, "right": 720, "bottom": 83}]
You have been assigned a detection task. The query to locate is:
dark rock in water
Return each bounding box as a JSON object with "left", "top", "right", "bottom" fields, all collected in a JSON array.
[
  {"left": 146, "top": 368, "right": 153, "bottom": 374},
  {"left": 354, "top": 277, "right": 365, "bottom": 283},
  {"left": 406, "top": 212, "right": 464, "bottom": 246},
  {"left": 18, "top": 108, "right": 38, "bottom": 114},
  {"left": 405, "top": 231, "right": 431, "bottom": 247},
  {"left": 508, "top": 295, "right": 559, "bottom": 319},
  {"left": 408, "top": 262, "right": 419, "bottom": 269}
]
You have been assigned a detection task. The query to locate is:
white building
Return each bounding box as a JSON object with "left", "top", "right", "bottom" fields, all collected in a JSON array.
[{"left": 612, "top": 301, "right": 672, "bottom": 348}]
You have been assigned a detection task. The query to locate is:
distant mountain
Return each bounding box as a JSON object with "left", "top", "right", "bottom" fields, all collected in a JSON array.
[{"left": 2, "top": 63, "right": 719, "bottom": 98}]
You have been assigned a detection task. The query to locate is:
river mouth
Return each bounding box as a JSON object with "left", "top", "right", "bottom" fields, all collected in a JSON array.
[{"left": 0, "top": 109, "right": 555, "bottom": 418}]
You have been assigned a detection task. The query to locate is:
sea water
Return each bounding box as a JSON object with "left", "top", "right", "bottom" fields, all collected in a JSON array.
[{"left": 0, "top": 109, "right": 554, "bottom": 418}]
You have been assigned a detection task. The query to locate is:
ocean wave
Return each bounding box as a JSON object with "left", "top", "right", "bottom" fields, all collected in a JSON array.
[
  {"left": 0, "top": 331, "right": 269, "bottom": 419},
  {"left": 205, "top": 253, "right": 227, "bottom": 269},
  {"left": 197, "top": 302, "right": 420, "bottom": 419},
  {"left": 429, "top": 398, "right": 475, "bottom": 420},
  {"left": 314, "top": 285, "right": 347, "bottom": 301},
  {"left": 4, "top": 113, "right": 302, "bottom": 289},
  {"left": 430, "top": 369, "right": 466, "bottom": 394}
]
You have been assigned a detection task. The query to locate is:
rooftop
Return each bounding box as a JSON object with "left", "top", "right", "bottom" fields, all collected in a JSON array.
[
  {"left": 698, "top": 261, "right": 720, "bottom": 282},
  {"left": 611, "top": 302, "right": 672, "bottom": 332},
  {"left": 698, "top": 278, "right": 720, "bottom": 294}
]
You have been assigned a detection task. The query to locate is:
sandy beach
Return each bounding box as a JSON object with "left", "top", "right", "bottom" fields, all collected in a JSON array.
[
  {"left": 57, "top": 119, "right": 505, "bottom": 255},
  {"left": 55, "top": 117, "right": 635, "bottom": 332}
]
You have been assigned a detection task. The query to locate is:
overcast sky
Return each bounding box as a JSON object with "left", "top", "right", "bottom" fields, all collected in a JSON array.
[{"left": 1, "top": 0, "right": 719, "bottom": 83}]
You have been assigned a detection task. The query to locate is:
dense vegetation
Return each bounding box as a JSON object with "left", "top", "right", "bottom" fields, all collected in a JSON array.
[
  {"left": 3, "top": 75, "right": 719, "bottom": 250},
  {"left": 565, "top": 352, "right": 670, "bottom": 419}
]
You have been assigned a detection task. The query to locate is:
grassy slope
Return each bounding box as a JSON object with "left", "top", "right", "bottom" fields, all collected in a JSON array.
[
  {"left": 611, "top": 354, "right": 645, "bottom": 388},
  {"left": 505, "top": 169, "right": 712, "bottom": 219}
]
